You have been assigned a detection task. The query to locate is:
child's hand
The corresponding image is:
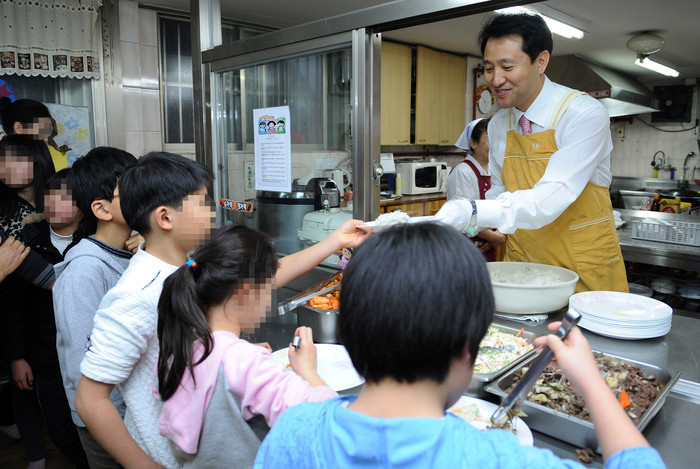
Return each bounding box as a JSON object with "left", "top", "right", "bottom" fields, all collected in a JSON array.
[
  {"left": 330, "top": 219, "right": 371, "bottom": 249},
  {"left": 11, "top": 358, "right": 34, "bottom": 390},
  {"left": 288, "top": 327, "right": 325, "bottom": 386},
  {"left": 0, "top": 236, "right": 29, "bottom": 280},
  {"left": 535, "top": 322, "right": 601, "bottom": 398},
  {"left": 125, "top": 233, "right": 144, "bottom": 254}
]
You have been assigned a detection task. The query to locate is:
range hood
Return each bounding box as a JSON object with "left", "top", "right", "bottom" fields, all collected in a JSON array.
[{"left": 547, "top": 55, "right": 658, "bottom": 118}]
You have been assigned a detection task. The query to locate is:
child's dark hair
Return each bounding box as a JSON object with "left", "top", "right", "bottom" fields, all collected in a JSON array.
[
  {"left": 470, "top": 118, "right": 489, "bottom": 146},
  {"left": 45, "top": 168, "right": 72, "bottom": 195},
  {"left": 0, "top": 98, "right": 52, "bottom": 135},
  {"left": 157, "top": 225, "right": 279, "bottom": 401},
  {"left": 339, "top": 222, "right": 494, "bottom": 384},
  {"left": 68, "top": 147, "right": 136, "bottom": 240},
  {"left": 0, "top": 134, "right": 55, "bottom": 213},
  {"left": 478, "top": 12, "right": 553, "bottom": 63},
  {"left": 118, "top": 152, "right": 213, "bottom": 234}
]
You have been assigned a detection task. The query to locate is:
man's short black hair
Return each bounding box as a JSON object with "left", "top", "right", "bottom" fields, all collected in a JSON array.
[
  {"left": 69, "top": 147, "right": 136, "bottom": 236},
  {"left": 478, "top": 12, "right": 553, "bottom": 63},
  {"left": 118, "top": 152, "right": 213, "bottom": 234},
  {"left": 339, "top": 222, "right": 494, "bottom": 384}
]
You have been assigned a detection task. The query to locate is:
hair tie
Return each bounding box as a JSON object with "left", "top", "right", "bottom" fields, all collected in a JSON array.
[{"left": 185, "top": 259, "right": 198, "bottom": 271}]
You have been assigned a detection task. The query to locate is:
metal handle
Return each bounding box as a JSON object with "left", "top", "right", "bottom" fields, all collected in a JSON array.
[{"left": 491, "top": 309, "right": 581, "bottom": 426}]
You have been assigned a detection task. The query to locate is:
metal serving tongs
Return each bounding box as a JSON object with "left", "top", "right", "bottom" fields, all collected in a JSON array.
[
  {"left": 277, "top": 282, "right": 341, "bottom": 316},
  {"left": 490, "top": 308, "right": 581, "bottom": 428}
]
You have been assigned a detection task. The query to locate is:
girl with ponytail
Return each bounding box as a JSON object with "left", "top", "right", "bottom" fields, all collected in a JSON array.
[{"left": 157, "top": 224, "right": 336, "bottom": 468}]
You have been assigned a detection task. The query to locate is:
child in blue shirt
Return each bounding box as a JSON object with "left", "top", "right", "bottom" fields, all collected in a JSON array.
[{"left": 255, "top": 222, "right": 666, "bottom": 469}]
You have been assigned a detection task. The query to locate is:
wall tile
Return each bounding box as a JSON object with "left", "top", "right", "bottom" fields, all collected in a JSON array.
[
  {"left": 141, "top": 89, "right": 162, "bottom": 132},
  {"left": 140, "top": 45, "right": 160, "bottom": 90},
  {"left": 120, "top": 42, "right": 141, "bottom": 88},
  {"left": 119, "top": 0, "right": 140, "bottom": 44},
  {"left": 122, "top": 87, "right": 143, "bottom": 132},
  {"left": 139, "top": 9, "right": 158, "bottom": 47},
  {"left": 125, "top": 131, "right": 144, "bottom": 157},
  {"left": 143, "top": 132, "right": 162, "bottom": 152}
]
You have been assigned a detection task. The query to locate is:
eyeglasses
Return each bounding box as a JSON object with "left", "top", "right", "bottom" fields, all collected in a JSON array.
[{"left": 112, "top": 194, "right": 119, "bottom": 199}]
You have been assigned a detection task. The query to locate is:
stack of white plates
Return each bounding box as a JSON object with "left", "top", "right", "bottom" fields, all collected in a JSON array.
[{"left": 569, "top": 291, "right": 673, "bottom": 340}]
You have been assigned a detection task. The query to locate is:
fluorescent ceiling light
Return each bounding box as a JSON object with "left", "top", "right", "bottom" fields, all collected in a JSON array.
[
  {"left": 497, "top": 6, "right": 584, "bottom": 39},
  {"left": 634, "top": 58, "right": 680, "bottom": 77}
]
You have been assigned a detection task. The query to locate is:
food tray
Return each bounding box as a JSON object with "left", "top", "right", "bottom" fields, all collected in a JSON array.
[
  {"left": 631, "top": 219, "right": 700, "bottom": 246},
  {"left": 467, "top": 322, "right": 538, "bottom": 398},
  {"left": 484, "top": 352, "right": 681, "bottom": 452}
]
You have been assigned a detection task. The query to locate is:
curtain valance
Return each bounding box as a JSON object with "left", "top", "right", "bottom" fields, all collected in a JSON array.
[{"left": 0, "top": 0, "right": 102, "bottom": 79}]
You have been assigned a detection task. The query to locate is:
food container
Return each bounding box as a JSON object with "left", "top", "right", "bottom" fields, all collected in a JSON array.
[
  {"left": 467, "top": 322, "right": 538, "bottom": 398},
  {"left": 484, "top": 352, "right": 680, "bottom": 452},
  {"left": 487, "top": 262, "right": 579, "bottom": 314},
  {"left": 282, "top": 272, "right": 342, "bottom": 343},
  {"left": 296, "top": 305, "right": 339, "bottom": 344}
]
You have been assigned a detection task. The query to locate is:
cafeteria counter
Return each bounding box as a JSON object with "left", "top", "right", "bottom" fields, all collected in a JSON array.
[
  {"left": 255, "top": 304, "right": 700, "bottom": 468},
  {"left": 495, "top": 308, "right": 700, "bottom": 469},
  {"left": 616, "top": 209, "right": 700, "bottom": 271}
]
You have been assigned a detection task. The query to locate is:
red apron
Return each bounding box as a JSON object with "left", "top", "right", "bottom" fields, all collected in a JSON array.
[{"left": 460, "top": 159, "right": 497, "bottom": 262}]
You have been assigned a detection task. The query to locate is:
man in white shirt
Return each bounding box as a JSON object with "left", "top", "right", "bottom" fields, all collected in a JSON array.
[{"left": 436, "top": 12, "right": 627, "bottom": 293}]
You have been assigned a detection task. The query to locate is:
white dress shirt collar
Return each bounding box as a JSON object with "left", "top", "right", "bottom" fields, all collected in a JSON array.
[{"left": 513, "top": 76, "right": 555, "bottom": 131}]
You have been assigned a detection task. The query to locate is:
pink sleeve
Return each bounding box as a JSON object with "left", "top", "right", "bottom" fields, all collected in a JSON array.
[{"left": 223, "top": 342, "right": 337, "bottom": 426}]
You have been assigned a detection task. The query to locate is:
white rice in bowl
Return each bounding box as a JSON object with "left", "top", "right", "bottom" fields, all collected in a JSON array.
[{"left": 490, "top": 266, "right": 562, "bottom": 286}]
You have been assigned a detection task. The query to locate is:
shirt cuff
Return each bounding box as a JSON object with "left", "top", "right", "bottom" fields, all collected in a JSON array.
[{"left": 474, "top": 199, "right": 505, "bottom": 230}]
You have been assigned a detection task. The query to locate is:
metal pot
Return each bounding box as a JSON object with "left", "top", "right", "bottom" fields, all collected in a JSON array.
[{"left": 257, "top": 186, "right": 315, "bottom": 255}]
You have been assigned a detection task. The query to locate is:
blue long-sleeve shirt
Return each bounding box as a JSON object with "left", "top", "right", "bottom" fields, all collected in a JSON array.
[{"left": 255, "top": 395, "right": 666, "bottom": 469}]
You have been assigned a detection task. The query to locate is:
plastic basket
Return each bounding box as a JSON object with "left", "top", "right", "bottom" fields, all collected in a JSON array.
[{"left": 631, "top": 219, "right": 700, "bottom": 247}]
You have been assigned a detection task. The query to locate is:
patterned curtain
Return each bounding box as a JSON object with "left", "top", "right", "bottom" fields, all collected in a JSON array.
[{"left": 0, "top": 0, "right": 102, "bottom": 79}]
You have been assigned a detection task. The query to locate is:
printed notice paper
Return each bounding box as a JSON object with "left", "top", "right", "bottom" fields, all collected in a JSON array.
[{"left": 253, "top": 106, "right": 291, "bottom": 192}]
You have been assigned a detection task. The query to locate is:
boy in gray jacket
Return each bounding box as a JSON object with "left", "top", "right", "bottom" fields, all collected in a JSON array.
[{"left": 52, "top": 147, "right": 139, "bottom": 468}]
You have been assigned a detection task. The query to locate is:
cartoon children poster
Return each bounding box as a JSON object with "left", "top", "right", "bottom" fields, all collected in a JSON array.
[{"left": 253, "top": 106, "right": 291, "bottom": 192}]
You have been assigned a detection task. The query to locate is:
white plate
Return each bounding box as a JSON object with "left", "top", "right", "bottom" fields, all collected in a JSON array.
[
  {"left": 569, "top": 291, "right": 672, "bottom": 322},
  {"left": 578, "top": 319, "right": 671, "bottom": 340},
  {"left": 271, "top": 344, "right": 364, "bottom": 392},
  {"left": 357, "top": 215, "right": 437, "bottom": 232},
  {"left": 448, "top": 395, "right": 533, "bottom": 446}
]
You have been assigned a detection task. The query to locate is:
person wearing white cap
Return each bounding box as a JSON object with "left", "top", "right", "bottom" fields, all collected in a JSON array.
[{"left": 447, "top": 118, "right": 505, "bottom": 261}]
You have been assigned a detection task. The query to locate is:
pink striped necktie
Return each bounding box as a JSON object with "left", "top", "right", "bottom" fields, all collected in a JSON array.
[{"left": 519, "top": 115, "right": 533, "bottom": 135}]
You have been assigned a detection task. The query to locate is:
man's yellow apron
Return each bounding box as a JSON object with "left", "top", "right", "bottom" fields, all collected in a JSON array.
[{"left": 501, "top": 91, "right": 628, "bottom": 293}]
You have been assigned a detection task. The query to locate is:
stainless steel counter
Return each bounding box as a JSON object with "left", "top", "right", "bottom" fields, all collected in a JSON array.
[
  {"left": 617, "top": 209, "right": 700, "bottom": 270},
  {"left": 494, "top": 308, "right": 700, "bottom": 469},
  {"left": 256, "top": 298, "right": 700, "bottom": 469}
]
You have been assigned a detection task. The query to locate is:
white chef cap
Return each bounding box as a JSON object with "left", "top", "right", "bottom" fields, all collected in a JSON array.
[{"left": 454, "top": 118, "right": 484, "bottom": 151}]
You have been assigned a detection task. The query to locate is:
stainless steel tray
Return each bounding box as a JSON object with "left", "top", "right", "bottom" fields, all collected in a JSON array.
[
  {"left": 484, "top": 351, "right": 681, "bottom": 452},
  {"left": 278, "top": 271, "right": 342, "bottom": 314},
  {"left": 467, "top": 322, "right": 538, "bottom": 398}
]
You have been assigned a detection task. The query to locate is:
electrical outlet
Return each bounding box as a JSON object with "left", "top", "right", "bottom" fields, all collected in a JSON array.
[{"left": 616, "top": 126, "right": 625, "bottom": 138}]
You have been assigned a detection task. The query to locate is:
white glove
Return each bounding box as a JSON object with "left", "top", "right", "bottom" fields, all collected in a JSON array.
[{"left": 434, "top": 199, "right": 476, "bottom": 233}]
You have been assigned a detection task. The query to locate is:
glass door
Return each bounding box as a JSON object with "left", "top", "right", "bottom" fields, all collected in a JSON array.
[{"left": 211, "top": 43, "right": 354, "bottom": 256}]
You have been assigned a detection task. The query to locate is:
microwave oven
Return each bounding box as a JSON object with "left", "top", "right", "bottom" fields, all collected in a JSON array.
[{"left": 395, "top": 161, "right": 448, "bottom": 195}]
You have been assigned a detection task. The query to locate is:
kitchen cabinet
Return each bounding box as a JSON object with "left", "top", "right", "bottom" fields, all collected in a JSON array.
[
  {"left": 415, "top": 46, "right": 466, "bottom": 146},
  {"left": 380, "top": 193, "right": 446, "bottom": 216},
  {"left": 380, "top": 42, "right": 412, "bottom": 145}
]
